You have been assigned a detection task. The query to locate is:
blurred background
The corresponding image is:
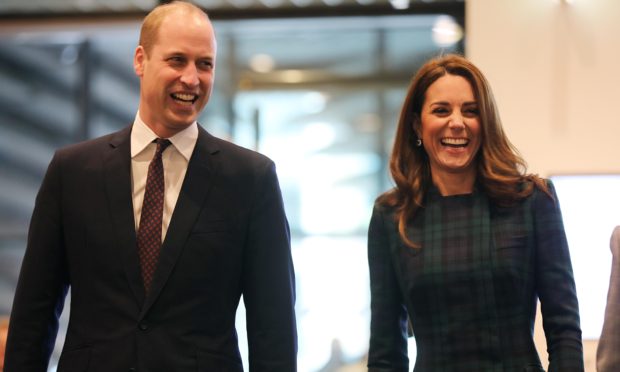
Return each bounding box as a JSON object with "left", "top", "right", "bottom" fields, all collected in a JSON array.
[{"left": 0, "top": 0, "right": 619, "bottom": 371}]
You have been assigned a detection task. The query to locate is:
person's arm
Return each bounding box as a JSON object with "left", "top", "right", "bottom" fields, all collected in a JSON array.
[
  {"left": 242, "top": 160, "right": 297, "bottom": 372},
  {"left": 4, "top": 152, "right": 70, "bottom": 372},
  {"left": 534, "top": 180, "right": 584, "bottom": 372},
  {"left": 367, "top": 203, "right": 409, "bottom": 372},
  {"left": 596, "top": 226, "right": 620, "bottom": 372}
]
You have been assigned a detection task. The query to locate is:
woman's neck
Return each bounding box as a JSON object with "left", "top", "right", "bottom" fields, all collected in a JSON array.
[{"left": 431, "top": 171, "right": 477, "bottom": 196}]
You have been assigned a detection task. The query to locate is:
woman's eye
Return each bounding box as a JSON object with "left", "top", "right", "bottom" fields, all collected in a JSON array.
[{"left": 464, "top": 108, "right": 479, "bottom": 116}]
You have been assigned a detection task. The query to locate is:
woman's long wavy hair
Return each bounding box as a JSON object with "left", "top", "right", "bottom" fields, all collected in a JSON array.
[{"left": 379, "top": 54, "right": 548, "bottom": 248}]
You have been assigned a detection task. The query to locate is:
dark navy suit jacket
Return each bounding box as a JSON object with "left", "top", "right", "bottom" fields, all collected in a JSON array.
[{"left": 5, "top": 125, "right": 297, "bottom": 372}]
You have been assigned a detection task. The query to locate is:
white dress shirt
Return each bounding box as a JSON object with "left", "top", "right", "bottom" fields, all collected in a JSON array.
[{"left": 131, "top": 112, "right": 198, "bottom": 241}]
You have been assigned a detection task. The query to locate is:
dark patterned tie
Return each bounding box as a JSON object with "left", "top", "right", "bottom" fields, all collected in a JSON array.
[{"left": 137, "top": 138, "right": 171, "bottom": 293}]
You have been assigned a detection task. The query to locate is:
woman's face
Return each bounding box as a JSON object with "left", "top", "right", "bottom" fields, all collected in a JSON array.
[{"left": 417, "top": 74, "right": 481, "bottom": 181}]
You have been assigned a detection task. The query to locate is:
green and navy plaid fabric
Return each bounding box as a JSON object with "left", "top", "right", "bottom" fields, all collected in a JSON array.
[{"left": 368, "top": 180, "right": 584, "bottom": 372}]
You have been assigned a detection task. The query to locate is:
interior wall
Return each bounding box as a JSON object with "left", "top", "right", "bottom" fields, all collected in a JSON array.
[
  {"left": 466, "top": 0, "right": 620, "bottom": 177},
  {"left": 466, "top": 0, "right": 620, "bottom": 370}
]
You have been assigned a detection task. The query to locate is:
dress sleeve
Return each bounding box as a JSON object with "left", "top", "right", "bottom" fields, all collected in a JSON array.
[
  {"left": 534, "top": 180, "right": 584, "bottom": 372},
  {"left": 367, "top": 202, "right": 409, "bottom": 372}
]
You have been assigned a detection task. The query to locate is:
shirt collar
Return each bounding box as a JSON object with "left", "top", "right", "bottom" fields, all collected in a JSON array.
[{"left": 131, "top": 111, "right": 198, "bottom": 161}]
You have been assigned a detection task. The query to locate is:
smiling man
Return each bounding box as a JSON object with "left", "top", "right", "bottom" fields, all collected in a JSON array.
[{"left": 4, "top": 2, "right": 297, "bottom": 371}]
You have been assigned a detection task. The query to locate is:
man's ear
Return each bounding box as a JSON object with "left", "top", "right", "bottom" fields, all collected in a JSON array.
[{"left": 134, "top": 46, "right": 146, "bottom": 77}]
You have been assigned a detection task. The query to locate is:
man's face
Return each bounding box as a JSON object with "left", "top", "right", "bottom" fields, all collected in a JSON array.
[{"left": 134, "top": 10, "right": 216, "bottom": 138}]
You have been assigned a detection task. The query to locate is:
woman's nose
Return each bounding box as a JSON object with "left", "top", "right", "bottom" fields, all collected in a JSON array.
[{"left": 448, "top": 113, "right": 465, "bottom": 128}]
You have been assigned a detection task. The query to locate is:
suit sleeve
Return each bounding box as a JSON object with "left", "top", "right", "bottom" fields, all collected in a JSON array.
[
  {"left": 367, "top": 203, "right": 409, "bottom": 372},
  {"left": 242, "top": 160, "right": 297, "bottom": 372},
  {"left": 596, "top": 226, "right": 620, "bottom": 372},
  {"left": 534, "top": 180, "right": 584, "bottom": 372},
  {"left": 4, "top": 152, "right": 70, "bottom": 372}
]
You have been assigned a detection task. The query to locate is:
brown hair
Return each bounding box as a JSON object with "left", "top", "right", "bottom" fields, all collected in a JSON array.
[
  {"left": 380, "top": 54, "right": 548, "bottom": 248},
  {"left": 138, "top": 1, "right": 209, "bottom": 56}
]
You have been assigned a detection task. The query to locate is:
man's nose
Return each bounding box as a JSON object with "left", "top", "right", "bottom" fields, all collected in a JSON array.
[{"left": 180, "top": 63, "right": 199, "bottom": 87}]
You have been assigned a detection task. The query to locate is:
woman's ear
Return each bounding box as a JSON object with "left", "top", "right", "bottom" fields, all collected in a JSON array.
[{"left": 412, "top": 114, "right": 421, "bottom": 139}]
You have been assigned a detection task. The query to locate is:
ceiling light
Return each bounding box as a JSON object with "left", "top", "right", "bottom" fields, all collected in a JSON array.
[
  {"left": 291, "top": 0, "right": 313, "bottom": 6},
  {"left": 259, "top": 0, "right": 285, "bottom": 8},
  {"left": 389, "top": 0, "right": 409, "bottom": 10},
  {"left": 229, "top": 0, "right": 253, "bottom": 8},
  {"left": 281, "top": 70, "right": 305, "bottom": 83},
  {"left": 432, "top": 16, "right": 463, "bottom": 47},
  {"left": 323, "top": 0, "right": 344, "bottom": 6},
  {"left": 249, "top": 53, "right": 275, "bottom": 73}
]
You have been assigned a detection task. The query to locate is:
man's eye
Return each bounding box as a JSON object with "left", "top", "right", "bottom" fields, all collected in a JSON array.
[{"left": 198, "top": 60, "right": 213, "bottom": 69}]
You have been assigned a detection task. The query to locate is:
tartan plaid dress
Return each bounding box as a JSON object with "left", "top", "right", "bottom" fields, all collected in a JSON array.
[{"left": 368, "top": 180, "right": 584, "bottom": 372}]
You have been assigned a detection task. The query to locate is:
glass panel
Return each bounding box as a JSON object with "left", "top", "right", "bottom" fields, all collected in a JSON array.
[
  {"left": 551, "top": 174, "right": 620, "bottom": 340},
  {"left": 228, "top": 15, "right": 461, "bottom": 370}
]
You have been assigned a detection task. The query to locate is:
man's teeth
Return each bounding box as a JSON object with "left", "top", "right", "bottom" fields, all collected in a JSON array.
[
  {"left": 441, "top": 138, "right": 468, "bottom": 146},
  {"left": 172, "top": 93, "right": 196, "bottom": 102}
]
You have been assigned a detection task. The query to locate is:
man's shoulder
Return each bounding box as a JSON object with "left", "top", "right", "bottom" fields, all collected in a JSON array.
[
  {"left": 57, "top": 126, "right": 130, "bottom": 156},
  {"left": 200, "top": 129, "right": 273, "bottom": 168}
]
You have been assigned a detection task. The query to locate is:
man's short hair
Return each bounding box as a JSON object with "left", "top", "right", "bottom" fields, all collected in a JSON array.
[{"left": 138, "top": 1, "right": 209, "bottom": 56}]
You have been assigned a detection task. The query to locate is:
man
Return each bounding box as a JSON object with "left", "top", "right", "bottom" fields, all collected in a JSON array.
[
  {"left": 597, "top": 226, "right": 620, "bottom": 372},
  {"left": 4, "top": 2, "right": 297, "bottom": 371}
]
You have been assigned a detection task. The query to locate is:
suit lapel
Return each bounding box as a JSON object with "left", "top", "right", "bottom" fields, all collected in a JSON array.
[
  {"left": 103, "top": 126, "right": 146, "bottom": 308},
  {"left": 141, "top": 127, "right": 220, "bottom": 315}
]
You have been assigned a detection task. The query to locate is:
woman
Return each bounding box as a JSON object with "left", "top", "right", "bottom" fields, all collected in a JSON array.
[
  {"left": 597, "top": 226, "right": 620, "bottom": 372},
  {"left": 367, "top": 54, "right": 583, "bottom": 372}
]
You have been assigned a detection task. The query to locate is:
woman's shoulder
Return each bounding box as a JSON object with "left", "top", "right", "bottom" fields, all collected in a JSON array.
[
  {"left": 516, "top": 176, "right": 554, "bottom": 199},
  {"left": 529, "top": 177, "right": 555, "bottom": 198},
  {"left": 515, "top": 177, "right": 559, "bottom": 213},
  {"left": 488, "top": 176, "right": 552, "bottom": 213},
  {"left": 373, "top": 188, "right": 399, "bottom": 211}
]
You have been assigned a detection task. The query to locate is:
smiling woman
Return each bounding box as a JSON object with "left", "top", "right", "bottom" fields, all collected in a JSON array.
[
  {"left": 415, "top": 73, "right": 481, "bottom": 195},
  {"left": 367, "top": 54, "right": 584, "bottom": 372}
]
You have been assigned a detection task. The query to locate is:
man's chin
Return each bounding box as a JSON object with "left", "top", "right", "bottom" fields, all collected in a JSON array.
[{"left": 168, "top": 113, "right": 198, "bottom": 128}]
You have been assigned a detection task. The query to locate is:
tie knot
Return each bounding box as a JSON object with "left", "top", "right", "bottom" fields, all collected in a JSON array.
[{"left": 154, "top": 138, "right": 172, "bottom": 156}]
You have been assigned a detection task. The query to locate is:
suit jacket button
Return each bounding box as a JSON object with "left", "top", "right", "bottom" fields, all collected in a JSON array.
[{"left": 139, "top": 322, "right": 149, "bottom": 331}]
